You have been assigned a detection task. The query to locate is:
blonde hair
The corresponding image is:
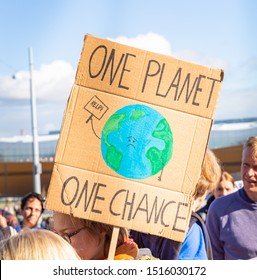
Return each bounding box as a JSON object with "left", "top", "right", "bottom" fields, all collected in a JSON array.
[
  {"left": 243, "top": 136, "right": 257, "bottom": 155},
  {"left": 194, "top": 149, "right": 221, "bottom": 198},
  {"left": 66, "top": 215, "right": 128, "bottom": 259},
  {"left": 220, "top": 171, "right": 234, "bottom": 185},
  {"left": 0, "top": 229, "right": 81, "bottom": 260}
]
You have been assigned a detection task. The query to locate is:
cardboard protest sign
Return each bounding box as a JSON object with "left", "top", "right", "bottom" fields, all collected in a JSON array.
[{"left": 45, "top": 34, "right": 224, "bottom": 242}]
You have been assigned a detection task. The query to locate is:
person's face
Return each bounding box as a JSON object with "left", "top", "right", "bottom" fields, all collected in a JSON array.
[
  {"left": 241, "top": 147, "right": 257, "bottom": 202},
  {"left": 213, "top": 180, "right": 234, "bottom": 198},
  {"left": 53, "top": 212, "right": 106, "bottom": 260},
  {"left": 22, "top": 198, "right": 42, "bottom": 228}
]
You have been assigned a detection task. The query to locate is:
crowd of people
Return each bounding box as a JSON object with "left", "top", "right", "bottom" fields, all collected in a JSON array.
[{"left": 0, "top": 136, "right": 257, "bottom": 260}]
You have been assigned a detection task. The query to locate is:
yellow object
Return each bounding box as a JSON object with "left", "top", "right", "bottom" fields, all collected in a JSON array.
[{"left": 114, "top": 254, "right": 134, "bottom": 260}]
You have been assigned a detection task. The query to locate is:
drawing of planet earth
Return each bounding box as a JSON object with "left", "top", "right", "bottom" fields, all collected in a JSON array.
[{"left": 101, "top": 104, "right": 173, "bottom": 179}]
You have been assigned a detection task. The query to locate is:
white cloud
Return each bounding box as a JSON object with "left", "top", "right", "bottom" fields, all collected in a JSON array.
[
  {"left": 0, "top": 60, "right": 75, "bottom": 102},
  {"left": 108, "top": 32, "right": 172, "bottom": 56},
  {"left": 35, "top": 60, "right": 75, "bottom": 101},
  {"left": 109, "top": 32, "right": 228, "bottom": 70},
  {"left": 0, "top": 60, "right": 75, "bottom": 137},
  {"left": 0, "top": 71, "right": 30, "bottom": 100}
]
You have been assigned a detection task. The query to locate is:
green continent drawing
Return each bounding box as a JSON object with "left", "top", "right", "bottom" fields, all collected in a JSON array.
[{"left": 101, "top": 104, "right": 173, "bottom": 179}]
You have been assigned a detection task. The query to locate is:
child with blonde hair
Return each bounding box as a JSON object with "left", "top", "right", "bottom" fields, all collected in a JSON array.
[{"left": 0, "top": 228, "right": 81, "bottom": 260}]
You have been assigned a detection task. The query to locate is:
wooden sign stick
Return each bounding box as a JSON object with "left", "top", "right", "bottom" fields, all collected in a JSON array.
[{"left": 107, "top": 226, "right": 120, "bottom": 260}]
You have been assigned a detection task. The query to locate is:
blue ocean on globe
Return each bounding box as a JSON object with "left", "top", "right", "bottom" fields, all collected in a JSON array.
[{"left": 101, "top": 104, "right": 173, "bottom": 179}]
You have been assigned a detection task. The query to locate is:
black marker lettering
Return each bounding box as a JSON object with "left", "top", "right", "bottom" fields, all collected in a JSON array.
[
  {"left": 192, "top": 75, "right": 206, "bottom": 106},
  {"left": 61, "top": 176, "right": 79, "bottom": 206},
  {"left": 142, "top": 60, "right": 161, "bottom": 93},
  {"left": 172, "top": 202, "right": 188, "bottom": 233},
  {"left": 91, "top": 183, "right": 106, "bottom": 214},
  {"left": 89, "top": 45, "right": 107, "bottom": 78},
  {"left": 118, "top": 53, "right": 136, "bottom": 90},
  {"left": 206, "top": 77, "right": 220, "bottom": 108}
]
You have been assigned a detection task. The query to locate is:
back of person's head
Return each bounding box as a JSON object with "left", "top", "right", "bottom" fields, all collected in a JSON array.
[
  {"left": 0, "top": 229, "right": 81, "bottom": 260},
  {"left": 21, "top": 192, "right": 44, "bottom": 213},
  {"left": 194, "top": 149, "right": 222, "bottom": 199}
]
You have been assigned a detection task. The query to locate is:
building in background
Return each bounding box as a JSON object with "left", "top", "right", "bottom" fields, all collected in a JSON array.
[{"left": 0, "top": 132, "right": 59, "bottom": 162}]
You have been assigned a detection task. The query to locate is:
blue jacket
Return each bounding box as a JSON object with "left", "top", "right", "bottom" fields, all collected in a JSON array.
[{"left": 130, "top": 212, "right": 211, "bottom": 260}]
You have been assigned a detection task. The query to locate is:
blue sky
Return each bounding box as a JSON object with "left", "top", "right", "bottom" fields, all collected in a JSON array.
[{"left": 0, "top": 0, "right": 256, "bottom": 137}]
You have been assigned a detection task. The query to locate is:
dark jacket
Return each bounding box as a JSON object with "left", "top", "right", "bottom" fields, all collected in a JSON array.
[{"left": 130, "top": 212, "right": 213, "bottom": 260}]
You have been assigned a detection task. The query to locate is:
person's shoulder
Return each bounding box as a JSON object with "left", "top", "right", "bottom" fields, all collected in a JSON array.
[
  {"left": 187, "top": 221, "right": 203, "bottom": 240},
  {"left": 208, "top": 191, "right": 238, "bottom": 217},
  {"left": 212, "top": 190, "right": 237, "bottom": 206},
  {"left": 179, "top": 222, "right": 207, "bottom": 260}
]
